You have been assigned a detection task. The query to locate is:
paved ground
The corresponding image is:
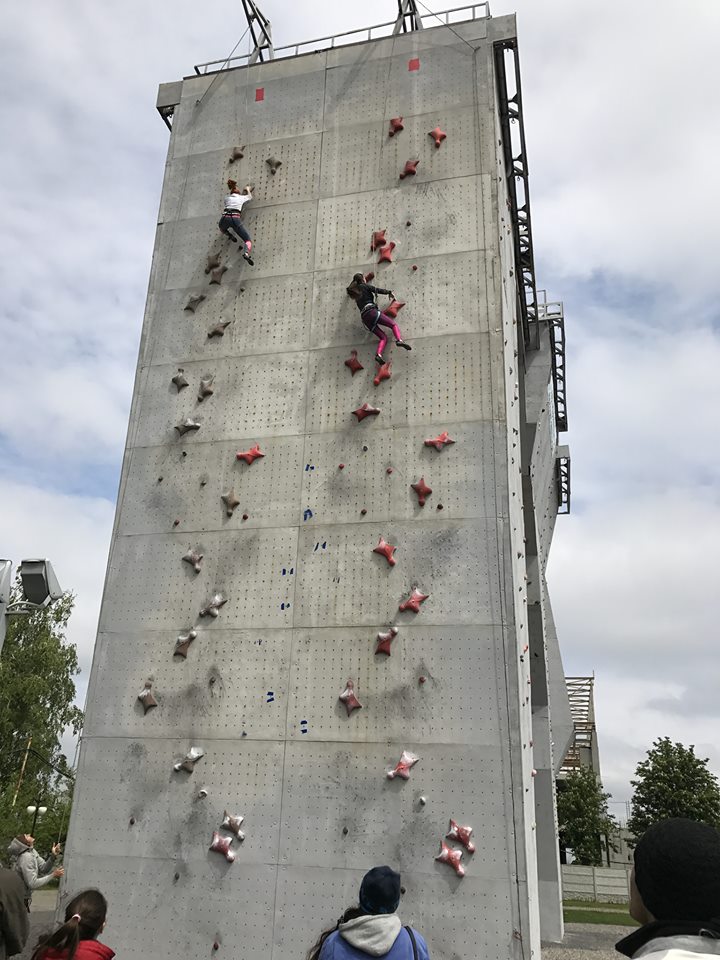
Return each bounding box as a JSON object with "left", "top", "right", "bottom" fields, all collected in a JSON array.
[
  {"left": 19, "top": 889, "right": 57, "bottom": 960},
  {"left": 543, "top": 922, "right": 630, "bottom": 960}
]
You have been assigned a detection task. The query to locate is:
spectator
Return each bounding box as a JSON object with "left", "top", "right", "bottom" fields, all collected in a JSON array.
[
  {"left": 0, "top": 868, "right": 29, "bottom": 959},
  {"left": 6, "top": 836, "right": 63, "bottom": 910},
  {"left": 617, "top": 818, "right": 720, "bottom": 958},
  {"left": 30, "top": 889, "right": 112, "bottom": 960},
  {"left": 308, "top": 866, "right": 429, "bottom": 960}
]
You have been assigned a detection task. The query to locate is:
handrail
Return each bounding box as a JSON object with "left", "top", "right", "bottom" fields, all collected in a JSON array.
[{"left": 194, "top": 3, "right": 491, "bottom": 74}]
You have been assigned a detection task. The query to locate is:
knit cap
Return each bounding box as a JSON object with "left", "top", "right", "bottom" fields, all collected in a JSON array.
[{"left": 359, "top": 866, "right": 401, "bottom": 915}]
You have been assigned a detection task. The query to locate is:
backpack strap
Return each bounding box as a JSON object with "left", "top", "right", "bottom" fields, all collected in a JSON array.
[{"left": 405, "top": 926, "right": 419, "bottom": 960}]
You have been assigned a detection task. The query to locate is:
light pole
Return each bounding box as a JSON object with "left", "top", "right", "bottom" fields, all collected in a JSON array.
[
  {"left": 26, "top": 803, "right": 48, "bottom": 835},
  {"left": 0, "top": 559, "right": 64, "bottom": 655}
]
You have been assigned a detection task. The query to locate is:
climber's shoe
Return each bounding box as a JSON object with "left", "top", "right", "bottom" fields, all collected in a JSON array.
[
  {"left": 396, "top": 340, "right": 412, "bottom": 351},
  {"left": 375, "top": 353, "right": 385, "bottom": 364},
  {"left": 242, "top": 250, "right": 255, "bottom": 266}
]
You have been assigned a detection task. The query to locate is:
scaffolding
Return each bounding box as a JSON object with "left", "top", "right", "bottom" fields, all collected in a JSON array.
[{"left": 559, "top": 676, "right": 597, "bottom": 777}]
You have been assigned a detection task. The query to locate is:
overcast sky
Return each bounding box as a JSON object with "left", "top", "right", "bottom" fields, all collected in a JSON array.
[{"left": 1, "top": 0, "right": 718, "bottom": 810}]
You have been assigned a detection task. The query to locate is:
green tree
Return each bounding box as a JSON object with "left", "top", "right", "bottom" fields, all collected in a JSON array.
[
  {"left": 556, "top": 766, "right": 617, "bottom": 865},
  {"left": 0, "top": 588, "right": 83, "bottom": 855},
  {"left": 627, "top": 737, "right": 720, "bottom": 842}
]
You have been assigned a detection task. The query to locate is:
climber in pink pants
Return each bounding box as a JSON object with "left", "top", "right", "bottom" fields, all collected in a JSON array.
[{"left": 346, "top": 273, "right": 412, "bottom": 364}]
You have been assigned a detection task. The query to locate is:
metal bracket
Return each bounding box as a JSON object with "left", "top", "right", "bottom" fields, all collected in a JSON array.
[
  {"left": 555, "top": 445, "right": 571, "bottom": 515},
  {"left": 393, "top": 0, "right": 425, "bottom": 33},
  {"left": 242, "top": 0, "right": 274, "bottom": 64},
  {"left": 538, "top": 293, "right": 568, "bottom": 434}
]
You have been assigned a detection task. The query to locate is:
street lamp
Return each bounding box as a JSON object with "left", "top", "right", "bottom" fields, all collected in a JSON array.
[
  {"left": 0, "top": 559, "right": 64, "bottom": 655},
  {"left": 26, "top": 803, "right": 48, "bottom": 835}
]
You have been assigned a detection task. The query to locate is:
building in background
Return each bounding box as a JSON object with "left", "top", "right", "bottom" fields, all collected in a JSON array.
[{"left": 63, "top": 3, "right": 573, "bottom": 955}]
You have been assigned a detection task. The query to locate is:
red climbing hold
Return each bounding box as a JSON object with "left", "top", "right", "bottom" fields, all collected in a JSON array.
[
  {"left": 389, "top": 117, "right": 404, "bottom": 137},
  {"left": 353, "top": 403, "right": 380, "bottom": 422},
  {"left": 345, "top": 350, "right": 364, "bottom": 376},
  {"left": 399, "top": 587, "right": 429, "bottom": 613},
  {"left": 373, "top": 536, "right": 397, "bottom": 567},
  {"left": 236, "top": 443, "right": 264, "bottom": 465},
  {"left": 429, "top": 127, "right": 447, "bottom": 149},
  {"left": 400, "top": 160, "right": 419, "bottom": 180},
  {"left": 386, "top": 467, "right": 393, "bottom": 475},
  {"left": 377, "top": 242, "right": 395, "bottom": 264},
  {"left": 374, "top": 362, "right": 392, "bottom": 386},
  {"left": 411, "top": 477, "right": 432, "bottom": 507},
  {"left": 412, "top": 264, "right": 418, "bottom": 271},
  {"left": 436, "top": 840, "right": 465, "bottom": 877},
  {"left": 364, "top": 272, "right": 375, "bottom": 283},
  {"left": 375, "top": 626, "right": 399, "bottom": 656},
  {"left": 385, "top": 299, "right": 405, "bottom": 320},
  {"left": 424, "top": 431, "right": 455, "bottom": 452},
  {"left": 387, "top": 750, "right": 419, "bottom": 780},
  {"left": 370, "top": 229, "right": 387, "bottom": 251},
  {"left": 210, "top": 832, "right": 235, "bottom": 863},
  {"left": 339, "top": 679, "right": 363, "bottom": 716},
  {"left": 447, "top": 819, "right": 476, "bottom": 853},
  {"left": 408, "top": 58, "right": 420, "bottom": 72},
  {"left": 338, "top": 463, "right": 345, "bottom": 470},
  {"left": 255, "top": 87, "right": 264, "bottom": 102}
]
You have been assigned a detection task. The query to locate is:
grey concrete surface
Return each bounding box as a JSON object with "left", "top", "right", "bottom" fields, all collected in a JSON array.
[
  {"left": 542, "top": 922, "right": 630, "bottom": 960},
  {"left": 62, "top": 9, "right": 569, "bottom": 960}
]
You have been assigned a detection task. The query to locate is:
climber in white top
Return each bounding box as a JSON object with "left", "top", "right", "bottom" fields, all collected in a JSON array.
[{"left": 219, "top": 179, "right": 254, "bottom": 266}]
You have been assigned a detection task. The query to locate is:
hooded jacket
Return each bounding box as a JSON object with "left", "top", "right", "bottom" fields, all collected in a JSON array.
[
  {"left": 617, "top": 921, "right": 720, "bottom": 960},
  {"left": 0, "top": 868, "right": 29, "bottom": 960},
  {"left": 40, "top": 941, "right": 114, "bottom": 960},
  {"left": 319, "top": 915, "right": 430, "bottom": 960},
  {"left": 6, "top": 839, "right": 55, "bottom": 901}
]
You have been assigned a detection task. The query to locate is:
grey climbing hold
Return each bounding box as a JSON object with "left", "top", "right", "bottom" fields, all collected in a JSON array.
[
  {"left": 198, "top": 376, "right": 214, "bottom": 402},
  {"left": 175, "top": 418, "right": 201, "bottom": 436},
  {"left": 184, "top": 294, "right": 206, "bottom": 313},
  {"left": 172, "top": 369, "right": 189, "bottom": 391},
  {"left": 266, "top": 156, "right": 282, "bottom": 175}
]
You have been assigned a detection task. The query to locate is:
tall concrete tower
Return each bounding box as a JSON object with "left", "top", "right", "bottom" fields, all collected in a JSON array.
[{"left": 64, "top": 5, "right": 573, "bottom": 956}]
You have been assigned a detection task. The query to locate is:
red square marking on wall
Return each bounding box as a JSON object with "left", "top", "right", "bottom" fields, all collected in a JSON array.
[
  {"left": 408, "top": 58, "right": 420, "bottom": 72},
  {"left": 255, "top": 87, "right": 265, "bottom": 102}
]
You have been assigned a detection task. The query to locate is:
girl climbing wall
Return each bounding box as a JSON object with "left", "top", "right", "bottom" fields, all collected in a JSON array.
[
  {"left": 219, "top": 179, "right": 254, "bottom": 265},
  {"left": 347, "top": 273, "right": 412, "bottom": 364}
]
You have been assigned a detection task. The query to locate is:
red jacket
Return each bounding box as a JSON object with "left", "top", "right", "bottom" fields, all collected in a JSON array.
[{"left": 41, "top": 942, "right": 114, "bottom": 960}]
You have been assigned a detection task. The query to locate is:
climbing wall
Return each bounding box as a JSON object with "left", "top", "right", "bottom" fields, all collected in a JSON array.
[{"left": 63, "top": 11, "right": 564, "bottom": 958}]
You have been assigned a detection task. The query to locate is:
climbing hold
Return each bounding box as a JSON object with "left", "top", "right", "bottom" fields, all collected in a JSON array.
[
  {"left": 199, "top": 593, "right": 227, "bottom": 618},
  {"left": 158, "top": 477, "right": 163, "bottom": 483},
  {"left": 375, "top": 625, "right": 398, "bottom": 656},
  {"left": 447, "top": 819, "right": 475, "bottom": 853},
  {"left": 364, "top": 271, "right": 375, "bottom": 283},
  {"left": 386, "top": 467, "right": 393, "bottom": 475},
  {"left": 436, "top": 840, "right": 465, "bottom": 877},
  {"left": 236, "top": 443, "right": 264, "bottom": 465},
  {"left": 129, "top": 816, "right": 136, "bottom": 826},
  {"left": 411, "top": 264, "right": 418, "bottom": 271},
  {"left": 424, "top": 431, "right": 455, "bottom": 451},
  {"left": 198, "top": 786, "right": 209, "bottom": 799},
  {"left": 374, "top": 362, "right": 392, "bottom": 386},
  {"left": 387, "top": 750, "right": 419, "bottom": 780},
  {"left": 266, "top": 156, "right": 282, "bottom": 175},
  {"left": 182, "top": 549, "right": 203, "bottom": 574},
  {"left": 377, "top": 242, "right": 395, "bottom": 264},
  {"left": 221, "top": 489, "right": 241, "bottom": 517},
  {"left": 360, "top": 508, "right": 367, "bottom": 516},
  {"left": 198, "top": 376, "right": 214, "bottom": 402},
  {"left": 370, "top": 229, "right": 387, "bottom": 251},
  {"left": 408, "top": 58, "right": 420, "bottom": 71},
  {"left": 400, "top": 160, "right": 419, "bottom": 180},
  {"left": 339, "top": 679, "right": 363, "bottom": 716},
  {"left": 362, "top": 445, "right": 369, "bottom": 452},
  {"left": 137, "top": 680, "right": 158, "bottom": 714},
  {"left": 399, "top": 588, "right": 429, "bottom": 613},
  {"left": 352, "top": 403, "right": 380, "bottom": 422},
  {"left": 209, "top": 265, "right": 228, "bottom": 285},
  {"left": 338, "top": 463, "right": 345, "bottom": 470},
  {"left": 184, "top": 294, "right": 206, "bottom": 313},
  {"left": 213, "top": 942, "right": 220, "bottom": 952},
  {"left": 172, "top": 369, "right": 189, "bottom": 391},
  {"left": 229, "top": 145, "right": 245, "bottom": 163},
  {"left": 436, "top": 503, "right": 444, "bottom": 511},
  {"left": 222, "top": 810, "right": 245, "bottom": 840},
  {"left": 205, "top": 252, "right": 222, "bottom": 275},
  {"left": 209, "top": 831, "right": 235, "bottom": 863},
  {"left": 175, "top": 419, "right": 201, "bottom": 437},
  {"left": 411, "top": 477, "right": 432, "bottom": 507},
  {"left": 406, "top": 220, "right": 412, "bottom": 227},
  {"left": 242, "top": 513, "right": 249, "bottom": 521},
  {"left": 388, "top": 117, "right": 404, "bottom": 137},
  {"left": 373, "top": 536, "right": 397, "bottom": 567},
  {"left": 208, "top": 320, "right": 232, "bottom": 339},
  {"left": 428, "top": 127, "right": 447, "bottom": 149},
  {"left": 173, "top": 519, "right": 180, "bottom": 527},
  {"left": 384, "top": 299, "right": 405, "bottom": 319},
  {"left": 419, "top": 797, "right": 427, "bottom": 806},
  {"left": 344, "top": 350, "right": 364, "bottom": 376},
  {"left": 174, "top": 629, "right": 198, "bottom": 658},
  {"left": 418, "top": 676, "right": 427, "bottom": 684},
  {"left": 173, "top": 746, "right": 204, "bottom": 773}
]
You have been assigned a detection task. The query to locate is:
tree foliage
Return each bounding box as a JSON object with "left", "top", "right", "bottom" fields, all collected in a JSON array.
[
  {"left": 556, "top": 766, "right": 617, "bottom": 866},
  {"left": 0, "top": 587, "right": 82, "bottom": 856},
  {"left": 628, "top": 737, "right": 720, "bottom": 842}
]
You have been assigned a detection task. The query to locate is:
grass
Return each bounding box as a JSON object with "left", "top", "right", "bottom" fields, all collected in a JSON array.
[{"left": 563, "top": 900, "right": 638, "bottom": 927}]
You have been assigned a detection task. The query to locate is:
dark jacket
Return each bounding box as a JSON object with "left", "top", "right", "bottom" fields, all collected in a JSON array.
[
  {"left": 350, "top": 283, "right": 392, "bottom": 313},
  {"left": 0, "top": 868, "right": 29, "bottom": 960}
]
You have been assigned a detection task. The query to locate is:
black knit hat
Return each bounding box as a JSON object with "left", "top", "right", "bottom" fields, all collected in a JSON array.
[
  {"left": 634, "top": 818, "right": 720, "bottom": 921},
  {"left": 359, "top": 866, "right": 401, "bottom": 915}
]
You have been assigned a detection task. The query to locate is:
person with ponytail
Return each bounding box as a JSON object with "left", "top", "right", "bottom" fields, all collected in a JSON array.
[
  {"left": 30, "top": 890, "right": 112, "bottom": 960},
  {"left": 346, "top": 274, "right": 412, "bottom": 365},
  {"left": 307, "top": 866, "right": 430, "bottom": 960}
]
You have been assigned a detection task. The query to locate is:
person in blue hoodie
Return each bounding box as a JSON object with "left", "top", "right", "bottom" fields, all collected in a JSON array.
[{"left": 308, "top": 866, "right": 430, "bottom": 960}]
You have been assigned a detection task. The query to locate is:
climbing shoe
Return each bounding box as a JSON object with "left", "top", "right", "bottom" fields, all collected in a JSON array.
[
  {"left": 242, "top": 250, "right": 255, "bottom": 266},
  {"left": 396, "top": 340, "right": 412, "bottom": 350},
  {"left": 375, "top": 353, "right": 385, "bottom": 364}
]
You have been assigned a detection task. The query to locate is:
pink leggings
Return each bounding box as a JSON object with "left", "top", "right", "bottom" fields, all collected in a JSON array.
[{"left": 362, "top": 309, "right": 403, "bottom": 354}]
